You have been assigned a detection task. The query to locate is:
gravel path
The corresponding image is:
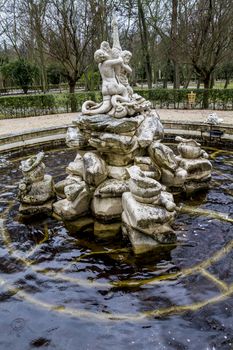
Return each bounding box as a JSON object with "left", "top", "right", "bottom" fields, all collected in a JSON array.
[
  {"left": 0, "top": 109, "right": 232, "bottom": 137},
  {"left": 157, "top": 109, "right": 233, "bottom": 124}
]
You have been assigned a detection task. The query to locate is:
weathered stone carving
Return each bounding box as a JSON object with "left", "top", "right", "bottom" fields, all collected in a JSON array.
[
  {"left": 176, "top": 136, "right": 208, "bottom": 159},
  {"left": 53, "top": 181, "right": 91, "bottom": 221},
  {"left": 205, "top": 112, "right": 223, "bottom": 125},
  {"left": 91, "top": 179, "right": 129, "bottom": 222},
  {"left": 83, "top": 152, "right": 108, "bottom": 187},
  {"left": 74, "top": 113, "right": 151, "bottom": 167},
  {"left": 149, "top": 142, "right": 188, "bottom": 189},
  {"left": 134, "top": 156, "right": 161, "bottom": 180},
  {"left": 81, "top": 16, "right": 151, "bottom": 119},
  {"left": 19, "top": 15, "right": 213, "bottom": 255},
  {"left": 149, "top": 138, "right": 212, "bottom": 195},
  {"left": 74, "top": 114, "right": 144, "bottom": 135},
  {"left": 65, "top": 127, "right": 87, "bottom": 149},
  {"left": 53, "top": 154, "right": 91, "bottom": 220},
  {"left": 175, "top": 136, "right": 212, "bottom": 195},
  {"left": 122, "top": 166, "right": 177, "bottom": 254},
  {"left": 18, "top": 152, "right": 55, "bottom": 215},
  {"left": 136, "top": 112, "right": 164, "bottom": 148}
]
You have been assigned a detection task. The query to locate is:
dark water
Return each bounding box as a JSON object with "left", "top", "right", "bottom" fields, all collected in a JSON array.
[{"left": 0, "top": 146, "right": 233, "bottom": 350}]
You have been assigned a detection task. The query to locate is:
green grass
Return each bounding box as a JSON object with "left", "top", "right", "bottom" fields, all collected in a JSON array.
[{"left": 213, "top": 80, "right": 233, "bottom": 89}]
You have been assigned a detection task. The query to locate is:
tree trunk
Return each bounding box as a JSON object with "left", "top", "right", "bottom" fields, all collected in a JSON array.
[
  {"left": 38, "top": 47, "right": 47, "bottom": 93},
  {"left": 203, "top": 74, "right": 211, "bottom": 89},
  {"left": 163, "top": 60, "right": 170, "bottom": 88},
  {"left": 173, "top": 60, "right": 180, "bottom": 89},
  {"left": 171, "top": 0, "right": 180, "bottom": 89},
  {"left": 69, "top": 80, "right": 77, "bottom": 112},
  {"left": 84, "top": 71, "right": 89, "bottom": 91},
  {"left": 69, "top": 81, "right": 76, "bottom": 93},
  {"left": 30, "top": 2, "right": 47, "bottom": 93},
  {"left": 23, "top": 86, "right": 28, "bottom": 94},
  {"left": 210, "top": 72, "right": 215, "bottom": 89},
  {"left": 35, "top": 18, "right": 47, "bottom": 93},
  {"left": 153, "top": 65, "right": 157, "bottom": 85},
  {"left": 203, "top": 74, "right": 211, "bottom": 109},
  {"left": 183, "top": 68, "right": 193, "bottom": 89},
  {"left": 224, "top": 75, "right": 230, "bottom": 89},
  {"left": 137, "top": 0, "right": 152, "bottom": 89},
  {"left": 163, "top": 79, "right": 168, "bottom": 89}
]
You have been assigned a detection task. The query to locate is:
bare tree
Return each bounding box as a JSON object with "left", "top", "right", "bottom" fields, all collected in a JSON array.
[
  {"left": 42, "top": 0, "right": 102, "bottom": 95},
  {"left": 179, "top": 0, "right": 233, "bottom": 88},
  {"left": 24, "top": 0, "right": 48, "bottom": 92},
  {"left": 0, "top": 0, "right": 23, "bottom": 58},
  {"left": 147, "top": 0, "right": 180, "bottom": 88}
]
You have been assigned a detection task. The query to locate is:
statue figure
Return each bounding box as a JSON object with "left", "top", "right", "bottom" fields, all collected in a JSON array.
[
  {"left": 82, "top": 15, "right": 151, "bottom": 118},
  {"left": 119, "top": 50, "right": 133, "bottom": 98},
  {"left": 100, "top": 41, "right": 112, "bottom": 56},
  {"left": 94, "top": 49, "right": 128, "bottom": 98}
]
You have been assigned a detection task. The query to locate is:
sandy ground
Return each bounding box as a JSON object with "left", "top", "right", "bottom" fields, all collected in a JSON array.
[{"left": 0, "top": 109, "right": 232, "bottom": 137}]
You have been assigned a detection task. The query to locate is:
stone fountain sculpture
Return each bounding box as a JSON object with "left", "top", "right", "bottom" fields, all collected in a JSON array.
[
  {"left": 149, "top": 137, "right": 212, "bottom": 195},
  {"left": 175, "top": 136, "right": 212, "bottom": 195},
  {"left": 81, "top": 19, "right": 151, "bottom": 119},
  {"left": 18, "top": 152, "right": 55, "bottom": 216},
  {"left": 18, "top": 16, "right": 212, "bottom": 253},
  {"left": 54, "top": 16, "right": 177, "bottom": 251},
  {"left": 122, "top": 166, "right": 177, "bottom": 254}
]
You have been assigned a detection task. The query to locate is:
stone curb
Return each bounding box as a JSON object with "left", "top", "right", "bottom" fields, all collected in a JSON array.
[{"left": 1, "top": 120, "right": 233, "bottom": 154}]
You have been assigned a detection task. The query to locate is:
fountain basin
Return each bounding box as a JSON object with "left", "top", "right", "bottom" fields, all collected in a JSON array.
[{"left": 0, "top": 144, "right": 232, "bottom": 349}]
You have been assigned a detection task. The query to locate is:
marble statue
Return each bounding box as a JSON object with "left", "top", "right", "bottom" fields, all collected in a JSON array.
[
  {"left": 175, "top": 136, "right": 212, "bottom": 195},
  {"left": 17, "top": 15, "right": 212, "bottom": 254},
  {"left": 149, "top": 141, "right": 188, "bottom": 189},
  {"left": 205, "top": 113, "right": 223, "bottom": 125},
  {"left": 82, "top": 15, "right": 151, "bottom": 118},
  {"left": 122, "top": 166, "right": 177, "bottom": 254},
  {"left": 18, "top": 152, "right": 55, "bottom": 215},
  {"left": 118, "top": 50, "right": 133, "bottom": 98},
  {"left": 62, "top": 15, "right": 183, "bottom": 250},
  {"left": 149, "top": 137, "right": 212, "bottom": 195}
]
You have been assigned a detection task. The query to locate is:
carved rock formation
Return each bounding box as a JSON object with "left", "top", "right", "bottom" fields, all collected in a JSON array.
[
  {"left": 18, "top": 152, "right": 55, "bottom": 215},
  {"left": 122, "top": 166, "right": 177, "bottom": 254}
]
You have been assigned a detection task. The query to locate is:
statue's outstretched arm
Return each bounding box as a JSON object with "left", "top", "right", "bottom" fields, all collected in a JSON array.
[
  {"left": 122, "top": 63, "right": 132, "bottom": 74},
  {"left": 105, "top": 57, "right": 123, "bottom": 67}
]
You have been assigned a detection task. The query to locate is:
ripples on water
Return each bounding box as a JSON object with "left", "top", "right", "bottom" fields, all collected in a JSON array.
[{"left": 0, "top": 146, "right": 233, "bottom": 350}]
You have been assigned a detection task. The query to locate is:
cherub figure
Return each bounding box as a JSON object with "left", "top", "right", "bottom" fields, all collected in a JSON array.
[
  {"left": 119, "top": 50, "right": 133, "bottom": 98},
  {"left": 94, "top": 49, "right": 128, "bottom": 98}
]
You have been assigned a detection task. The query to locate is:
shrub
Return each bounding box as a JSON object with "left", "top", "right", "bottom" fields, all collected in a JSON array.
[
  {"left": 135, "top": 88, "right": 233, "bottom": 109},
  {"left": 0, "top": 89, "right": 232, "bottom": 119},
  {"left": 0, "top": 91, "right": 102, "bottom": 118},
  {"left": 1, "top": 60, "right": 39, "bottom": 94}
]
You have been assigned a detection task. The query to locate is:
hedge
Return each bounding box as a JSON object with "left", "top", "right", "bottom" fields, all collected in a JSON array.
[
  {"left": 134, "top": 88, "right": 233, "bottom": 110},
  {"left": 0, "top": 89, "right": 233, "bottom": 119},
  {"left": 0, "top": 91, "right": 102, "bottom": 118}
]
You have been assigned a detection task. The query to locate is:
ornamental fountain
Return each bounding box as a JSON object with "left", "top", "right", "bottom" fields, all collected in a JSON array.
[
  {"left": 2, "top": 16, "right": 233, "bottom": 350},
  {"left": 17, "top": 17, "right": 212, "bottom": 254}
]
